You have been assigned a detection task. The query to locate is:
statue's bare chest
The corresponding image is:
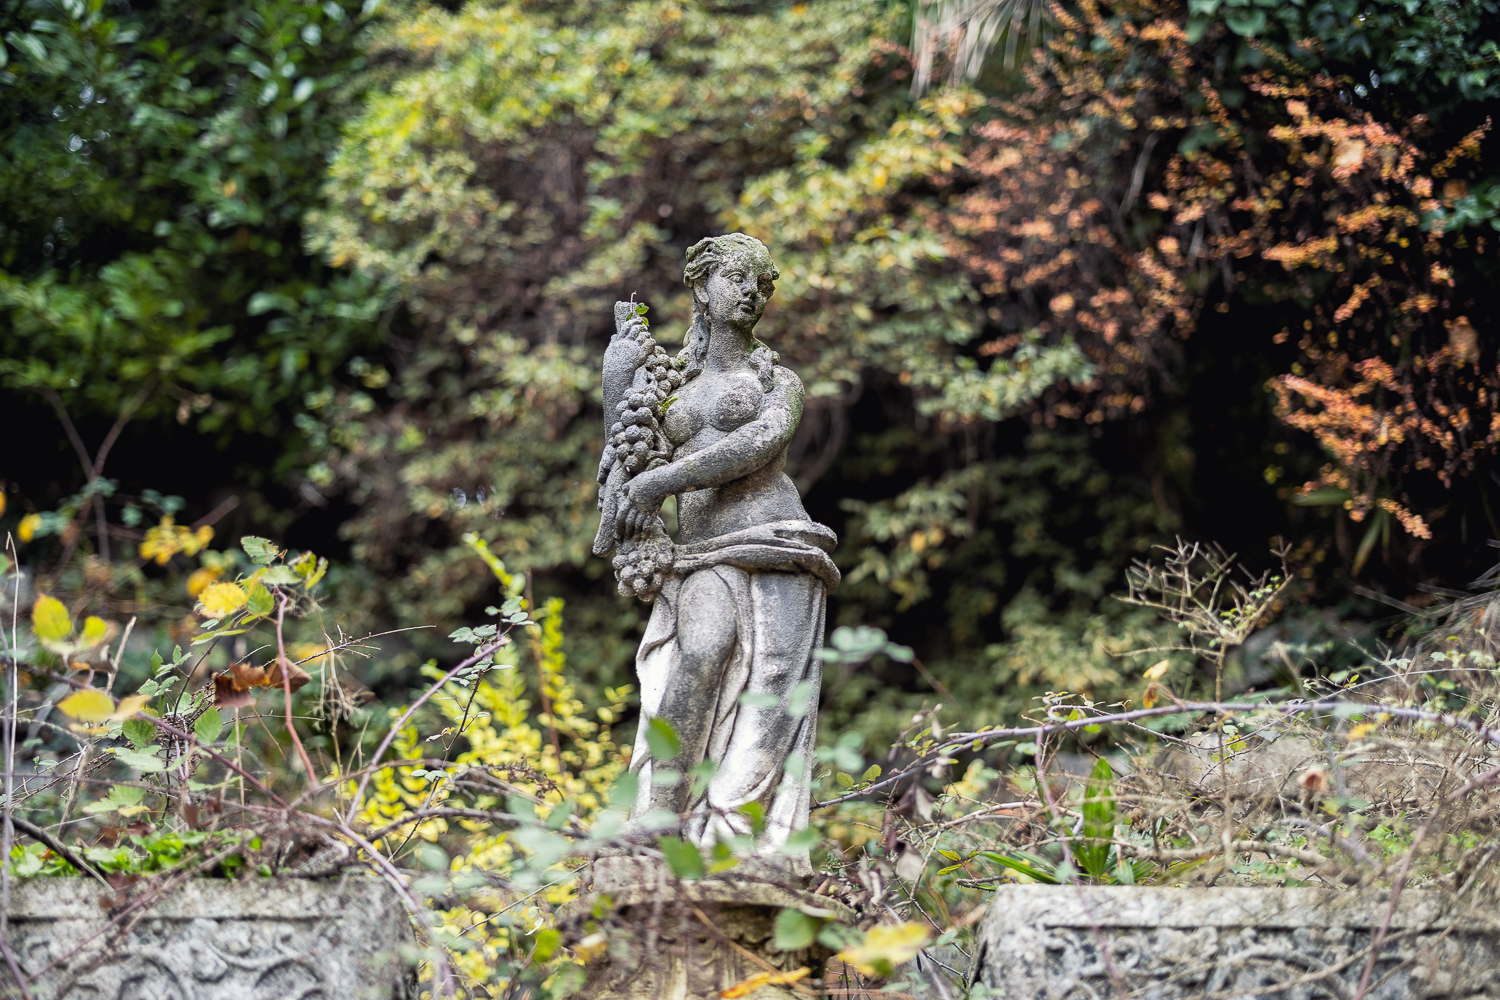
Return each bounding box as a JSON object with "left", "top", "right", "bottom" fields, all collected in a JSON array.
[{"left": 663, "top": 372, "right": 763, "bottom": 446}]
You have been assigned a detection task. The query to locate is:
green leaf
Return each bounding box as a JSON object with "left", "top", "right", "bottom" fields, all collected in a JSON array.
[
  {"left": 112, "top": 748, "right": 166, "bottom": 773},
  {"left": 781, "top": 827, "right": 819, "bottom": 854},
  {"left": 416, "top": 844, "right": 449, "bottom": 870},
  {"left": 739, "top": 800, "right": 766, "bottom": 835},
  {"left": 817, "top": 921, "right": 863, "bottom": 950},
  {"left": 547, "top": 960, "right": 587, "bottom": 999},
  {"left": 241, "top": 536, "right": 280, "bottom": 565},
  {"left": 82, "top": 783, "right": 147, "bottom": 815},
  {"left": 260, "top": 565, "right": 300, "bottom": 586},
  {"left": 1224, "top": 7, "right": 1266, "bottom": 34},
  {"left": 194, "top": 706, "right": 223, "bottom": 744},
  {"left": 123, "top": 718, "right": 156, "bottom": 749},
  {"left": 787, "top": 679, "right": 818, "bottom": 719},
  {"left": 245, "top": 582, "right": 274, "bottom": 617},
  {"left": 976, "top": 850, "right": 1062, "bottom": 885},
  {"left": 657, "top": 836, "right": 705, "bottom": 879},
  {"left": 772, "top": 907, "right": 820, "bottom": 950},
  {"left": 1074, "top": 757, "right": 1115, "bottom": 878},
  {"left": 532, "top": 927, "right": 560, "bottom": 962},
  {"left": 645, "top": 717, "right": 680, "bottom": 761},
  {"left": 861, "top": 764, "right": 882, "bottom": 784}
]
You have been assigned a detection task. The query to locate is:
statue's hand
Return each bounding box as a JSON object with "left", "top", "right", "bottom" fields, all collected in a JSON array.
[{"left": 617, "top": 476, "right": 666, "bottom": 538}]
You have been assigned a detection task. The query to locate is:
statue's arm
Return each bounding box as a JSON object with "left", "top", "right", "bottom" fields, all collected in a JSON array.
[{"left": 620, "top": 368, "right": 802, "bottom": 526}]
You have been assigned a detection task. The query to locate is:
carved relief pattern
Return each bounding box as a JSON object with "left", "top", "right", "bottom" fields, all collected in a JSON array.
[
  {"left": 12, "top": 916, "right": 335, "bottom": 1000},
  {"left": 979, "top": 923, "right": 1500, "bottom": 1000}
]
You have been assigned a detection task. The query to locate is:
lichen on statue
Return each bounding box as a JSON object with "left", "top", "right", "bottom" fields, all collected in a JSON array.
[{"left": 593, "top": 233, "right": 838, "bottom": 875}]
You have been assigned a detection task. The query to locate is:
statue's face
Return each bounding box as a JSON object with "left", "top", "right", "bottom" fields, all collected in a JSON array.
[{"left": 698, "top": 252, "right": 775, "bottom": 329}]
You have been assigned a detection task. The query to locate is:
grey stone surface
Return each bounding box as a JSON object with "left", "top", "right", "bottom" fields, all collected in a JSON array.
[
  {"left": 4, "top": 876, "right": 415, "bottom": 1000},
  {"left": 973, "top": 884, "right": 1500, "bottom": 999},
  {"left": 592, "top": 234, "right": 838, "bottom": 873}
]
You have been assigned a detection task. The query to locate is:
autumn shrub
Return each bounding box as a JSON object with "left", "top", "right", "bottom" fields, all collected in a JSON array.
[{"left": 948, "top": 0, "right": 1499, "bottom": 568}]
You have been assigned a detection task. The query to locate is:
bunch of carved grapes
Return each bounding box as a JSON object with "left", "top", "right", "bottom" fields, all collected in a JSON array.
[{"left": 609, "top": 313, "right": 684, "bottom": 598}]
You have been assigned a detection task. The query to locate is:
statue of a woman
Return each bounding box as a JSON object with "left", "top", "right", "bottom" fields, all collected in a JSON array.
[{"left": 593, "top": 233, "right": 838, "bottom": 874}]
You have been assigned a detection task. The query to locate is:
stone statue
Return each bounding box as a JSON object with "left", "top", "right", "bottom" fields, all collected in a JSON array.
[{"left": 592, "top": 233, "right": 838, "bottom": 875}]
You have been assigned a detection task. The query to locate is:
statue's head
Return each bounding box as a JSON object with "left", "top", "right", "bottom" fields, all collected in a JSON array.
[
  {"left": 679, "top": 233, "right": 781, "bottom": 381},
  {"left": 686, "top": 234, "right": 779, "bottom": 328},
  {"left": 683, "top": 232, "right": 780, "bottom": 291}
]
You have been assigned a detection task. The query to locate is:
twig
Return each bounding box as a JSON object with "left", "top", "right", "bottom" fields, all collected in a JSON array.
[{"left": 274, "top": 595, "right": 318, "bottom": 786}]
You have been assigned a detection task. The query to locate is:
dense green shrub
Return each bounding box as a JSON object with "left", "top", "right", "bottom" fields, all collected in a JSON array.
[{"left": 0, "top": 0, "right": 389, "bottom": 466}]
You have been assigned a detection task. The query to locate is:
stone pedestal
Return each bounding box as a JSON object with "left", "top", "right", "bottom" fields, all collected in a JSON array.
[
  {"left": 972, "top": 884, "right": 1500, "bottom": 999},
  {"left": 565, "top": 864, "right": 856, "bottom": 1000},
  {"left": 3, "top": 876, "right": 416, "bottom": 1000}
]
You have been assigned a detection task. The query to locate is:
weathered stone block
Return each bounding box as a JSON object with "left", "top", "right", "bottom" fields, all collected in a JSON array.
[
  {"left": 4, "top": 876, "right": 415, "bottom": 1000},
  {"left": 972, "top": 884, "right": 1500, "bottom": 999}
]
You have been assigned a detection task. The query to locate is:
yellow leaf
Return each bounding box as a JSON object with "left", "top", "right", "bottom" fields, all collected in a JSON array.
[
  {"left": 1144, "top": 659, "right": 1171, "bottom": 681},
  {"left": 836, "top": 922, "right": 929, "bottom": 977},
  {"left": 110, "top": 694, "right": 152, "bottom": 720},
  {"left": 0, "top": 492, "right": 6, "bottom": 517},
  {"left": 199, "top": 581, "right": 249, "bottom": 618},
  {"left": 1347, "top": 722, "right": 1376, "bottom": 742},
  {"left": 187, "top": 524, "right": 214, "bottom": 555},
  {"left": 32, "top": 595, "right": 72, "bottom": 643},
  {"left": 18, "top": 513, "right": 40, "bottom": 543},
  {"left": 80, "top": 616, "right": 109, "bottom": 650},
  {"left": 721, "top": 967, "right": 809, "bottom": 998},
  {"left": 290, "top": 642, "right": 331, "bottom": 667},
  {"left": 57, "top": 688, "right": 116, "bottom": 723},
  {"left": 186, "top": 566, "right": 223, "bottom": 597}
]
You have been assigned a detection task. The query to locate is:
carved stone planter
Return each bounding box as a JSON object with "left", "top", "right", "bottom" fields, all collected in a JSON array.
[
  {"left": 3, "top": 876, "right": 415, "bottom": 1000},
  {"left": 972, "top": 884, "right": 1500, "bottom": 999}
]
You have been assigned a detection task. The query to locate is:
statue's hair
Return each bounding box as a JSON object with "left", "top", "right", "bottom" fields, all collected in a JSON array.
[{"left": 679, "top": 233, "right": 780, "bottom": 387}]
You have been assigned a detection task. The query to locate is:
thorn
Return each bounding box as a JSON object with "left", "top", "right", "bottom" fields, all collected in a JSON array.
[{"left": 630, "top": 292, "right": 638, "bottom": 303}]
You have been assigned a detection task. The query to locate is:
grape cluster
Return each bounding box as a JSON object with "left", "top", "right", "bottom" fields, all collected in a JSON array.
[
  {"left": 607, "top": 339, "right": 683, "bottom": 475},
  {"left": 612, "top": 528, "right": 674, "bottom": 598},
  {"left": 604, "top": 311, "right": 687, "bottom": 600}
]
